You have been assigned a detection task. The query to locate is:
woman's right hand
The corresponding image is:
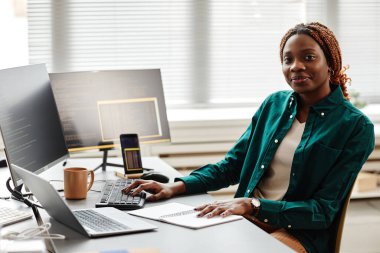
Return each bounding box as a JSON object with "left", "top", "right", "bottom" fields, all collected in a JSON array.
[{"left": 122, "top": 180, "right": 186, "bottom": 202}]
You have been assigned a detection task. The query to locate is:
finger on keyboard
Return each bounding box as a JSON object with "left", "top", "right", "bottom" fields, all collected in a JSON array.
[{"left": 122, "top": 181, "right": 139, "bottom": 194}]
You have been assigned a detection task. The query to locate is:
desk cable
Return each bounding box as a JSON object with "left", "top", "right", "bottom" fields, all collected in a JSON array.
[{"left": 1, "top": 223, "right": 65, "bottom": 241}]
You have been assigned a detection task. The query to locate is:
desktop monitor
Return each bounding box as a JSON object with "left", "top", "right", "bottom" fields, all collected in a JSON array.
[
  {"left": 0, "top": 64, "right": 69, "bottom": 188},
  {"left": 49, "top": 69, "right": 170, "bottom": 152}
]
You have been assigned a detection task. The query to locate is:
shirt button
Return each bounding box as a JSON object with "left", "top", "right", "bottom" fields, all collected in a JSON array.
[
  {"left": 247, "top": 189, "right": 250, "bottom": 193},
  {"left": 289, "top": 115, "right": 293, "bottom": 119},
  {"left": 292, "top": 173, "right": 295, "bottom": 176},
  {"left": 274, "top": 139, "right": 279, "bottom": 143},
  {"left": 321, "top": 112, "right": 325, "bottom": 116},
  {"left": 288, "top": 225, "right": 292, "bottom": 228},
  {"left": 291, "top": 97, "right": 294, "bottom": 101},
  {"left": 264, "top": 219, "right": 268, "bottom": 223},
  {"left": 261, "top": 165, "right": 265, "bottom": 169}
]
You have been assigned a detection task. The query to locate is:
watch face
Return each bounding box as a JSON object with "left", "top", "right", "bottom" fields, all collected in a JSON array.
[{"left": 251, "top": 198, "right": 260, "bottom": 208}]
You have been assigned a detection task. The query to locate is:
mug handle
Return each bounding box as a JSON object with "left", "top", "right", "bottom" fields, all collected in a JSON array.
[{"left": 87, "top": 170, "right": 95, "bottom": 192}]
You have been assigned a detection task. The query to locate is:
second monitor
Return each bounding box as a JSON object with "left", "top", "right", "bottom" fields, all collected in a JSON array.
[{"left": 49, "top": 69, "right": 170, "bottom": 152}]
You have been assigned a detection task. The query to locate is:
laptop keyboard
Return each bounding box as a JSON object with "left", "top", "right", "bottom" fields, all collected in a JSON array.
[
  {"left": 95, "top": 179, "right": 146, "bottom": 210},
  {"left": 73, "top": 209, "right": 129, "bottom": 232}
]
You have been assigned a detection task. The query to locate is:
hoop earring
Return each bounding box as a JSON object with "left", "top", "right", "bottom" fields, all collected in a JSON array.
[{"left": 329, "top": 69, "right": 335, "bottom": 77}]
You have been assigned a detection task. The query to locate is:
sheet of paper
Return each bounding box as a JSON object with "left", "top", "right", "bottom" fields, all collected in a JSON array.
[
  {"left": 128, "top": 202, "right": 242, "bottom": 229},
  {"left": 162, "top": 211, "right": 241, "bottom": 229},
  {"left": 128, "top": 203, "right": 193, "bottom": 220}
]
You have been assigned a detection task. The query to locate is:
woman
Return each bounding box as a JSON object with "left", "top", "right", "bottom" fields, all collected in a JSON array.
[{"left": 123, "top": 22, "right": 375, "bottom": 253}]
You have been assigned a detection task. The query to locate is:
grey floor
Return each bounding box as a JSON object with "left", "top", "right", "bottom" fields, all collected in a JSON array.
[{"left": 341, "top": 199, "right": 380, "bottom": 253}]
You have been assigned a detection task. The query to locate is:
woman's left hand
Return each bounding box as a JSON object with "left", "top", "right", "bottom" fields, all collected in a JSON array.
[{"left": 195, "top": 198, "right": 253, "bottom": 218}]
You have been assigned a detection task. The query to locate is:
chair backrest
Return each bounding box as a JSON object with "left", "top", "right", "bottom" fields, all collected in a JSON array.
[{"left": 333, "top": 185, "right": 354, "bottom": 253}]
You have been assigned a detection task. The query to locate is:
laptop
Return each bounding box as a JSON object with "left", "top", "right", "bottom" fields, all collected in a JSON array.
[{"left": 12, "top": 164, "right": 157, "bottom": 237}]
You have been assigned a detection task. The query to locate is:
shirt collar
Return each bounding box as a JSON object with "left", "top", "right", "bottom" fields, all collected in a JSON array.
[{"left": 290, "top": 84, "right": 345, "bottom": 117}]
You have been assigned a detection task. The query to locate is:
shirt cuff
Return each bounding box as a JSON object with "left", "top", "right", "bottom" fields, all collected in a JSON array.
[
  {"left": 255, "top": 198, "right": 282, "bottom": 226},
  {"left": 174, "top": 175, "right": 206, "bottom": 194}
]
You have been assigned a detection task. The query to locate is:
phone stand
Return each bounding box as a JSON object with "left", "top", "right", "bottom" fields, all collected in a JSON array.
[{"left": 94, "top": 141, "right": 124, "bottom": 172}]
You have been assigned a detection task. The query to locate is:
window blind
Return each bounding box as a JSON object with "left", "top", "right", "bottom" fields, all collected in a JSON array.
[
  {"left": 28, "top": 0, "right": 380, "bottom": 108},
  {"left": 209, "top": 1, "right": 308, "bottom": 104},
  {"left": 337, "top": 0, "right": 380, "bottom": 103},
  {"left": 28, "top": 0, "right": 193, "bottom": 106}
]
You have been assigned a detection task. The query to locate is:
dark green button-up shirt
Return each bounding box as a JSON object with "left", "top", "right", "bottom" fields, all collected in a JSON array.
[{"left": 178, "top": 85, "right": 375, "bottom": 253}]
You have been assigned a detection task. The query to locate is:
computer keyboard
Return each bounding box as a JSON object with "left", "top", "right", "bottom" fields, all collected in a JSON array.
[
  {"left": 95, "top": 179, "right": 146, "bottom": 210},
  {"left": 73, "top": 209, "right": 129, "bottom": 232},
  {"left": 0, "top": 206, "right": 33, "bottom": 227}
]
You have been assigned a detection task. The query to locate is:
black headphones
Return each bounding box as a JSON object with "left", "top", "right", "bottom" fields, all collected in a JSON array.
[{"left": 6, "top": 177, "right": 42, "bottom": 208}]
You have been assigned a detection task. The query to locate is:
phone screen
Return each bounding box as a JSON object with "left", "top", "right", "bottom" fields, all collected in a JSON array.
[{"left": 120, "top": 134, "right": 143, "bottom": 174}]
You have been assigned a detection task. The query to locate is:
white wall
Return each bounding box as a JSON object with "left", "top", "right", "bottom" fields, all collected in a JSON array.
[{"left": 0, "top": 0, "right": 28, "bottom": 69}]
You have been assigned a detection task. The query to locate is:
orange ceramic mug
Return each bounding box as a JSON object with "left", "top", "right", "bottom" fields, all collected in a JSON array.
[{"left": 64, "top": 167, "right": 94, "bottom": 200}]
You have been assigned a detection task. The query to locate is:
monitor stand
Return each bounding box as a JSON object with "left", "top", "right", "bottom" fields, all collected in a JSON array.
[{"left": 94, "top": 141, "right": 124, "bottom": 172}]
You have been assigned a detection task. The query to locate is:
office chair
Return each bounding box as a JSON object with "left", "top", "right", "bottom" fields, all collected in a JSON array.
[{"left": 331, "top": 184, "right": 355, "bottom": 253}]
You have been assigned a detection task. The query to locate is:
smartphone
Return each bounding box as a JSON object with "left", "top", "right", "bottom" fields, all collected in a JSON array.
[{"left": 120, "top": 134, "right": 143, "bottom": 174}]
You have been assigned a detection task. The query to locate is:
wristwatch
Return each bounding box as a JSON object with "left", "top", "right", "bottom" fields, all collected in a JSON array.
[{"left": 250, "top": 197, "right": 261, "bottom": 216}]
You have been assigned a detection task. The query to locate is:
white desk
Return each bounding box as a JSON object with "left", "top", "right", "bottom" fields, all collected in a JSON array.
[{"left": 0, "top": 157, "right": 294, "bottom": 253}]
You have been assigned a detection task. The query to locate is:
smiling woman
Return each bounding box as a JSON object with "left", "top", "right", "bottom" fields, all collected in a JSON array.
[
  {"left": 280, "top": 22, "right": 351, "bottom": 100},
  {"left": 281, "top": 34, "right": 331, "bottom": 114},
  {"left": 279, "top": 22, "right": 349, "bottom": 123},
  {"left": 123, "top": 22, "right": 375, "bottom": 253}
]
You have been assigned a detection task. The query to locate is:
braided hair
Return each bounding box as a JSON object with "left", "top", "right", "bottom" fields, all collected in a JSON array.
[{"left": 279, "top": 22, "right": 351, "bottom": 99}]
